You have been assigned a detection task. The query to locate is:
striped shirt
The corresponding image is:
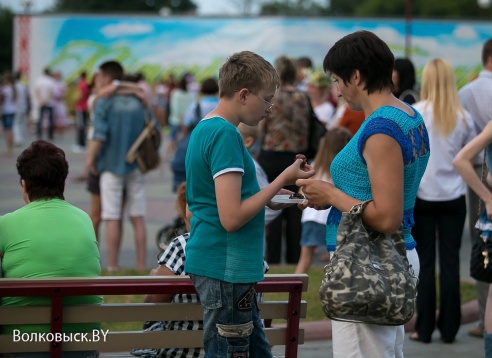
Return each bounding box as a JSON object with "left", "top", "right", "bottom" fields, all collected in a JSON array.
[{"left": 131, "top": 233, "right": 269, "bottom": 358}]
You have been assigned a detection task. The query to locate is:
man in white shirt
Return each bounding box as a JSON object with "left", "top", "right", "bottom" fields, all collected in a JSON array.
[
  {"left": 458, "top": 37, "right": 492, "bottom": 339},
  {"left": 33, "top": 67, "right": 56, "bottom": 140}
]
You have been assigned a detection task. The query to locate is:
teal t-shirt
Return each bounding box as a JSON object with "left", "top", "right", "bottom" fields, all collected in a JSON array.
[
  {"left": 185, "top": 116, "right": 265, "bottom": 283},
  {"left": 0, "top": 198, "right": 103, "bottom": 334}
]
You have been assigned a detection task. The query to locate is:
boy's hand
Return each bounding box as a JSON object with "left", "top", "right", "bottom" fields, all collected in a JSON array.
[
  {"left": 296, "top": 154, "right": 308, "bottom": 170},
  {"left": 280, "top": 156, "right": 315, "bottom": 186}
]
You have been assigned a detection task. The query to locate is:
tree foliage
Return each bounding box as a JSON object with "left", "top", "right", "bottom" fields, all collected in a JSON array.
[
  {"left": 53, "top": 0, "right": 197, "bottom": 14},
  {"left": 354, "top": 0, "right": 491, "bottom": 18},
  {"left": 259, "top": 0, "right": 492, "bottom": 18},
  {"left": 0, "top": 8, "right": 13, "bottom": 73},
  {"left": 260, "top": 0, "right": 328, "bottom": 16}
]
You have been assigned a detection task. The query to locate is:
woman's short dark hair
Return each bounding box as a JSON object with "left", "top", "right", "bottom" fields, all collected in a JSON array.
[
  {"left": 323, "top": 30, "right": 394, "bottom": 95},
  {"left": 16, "top": 140, "right": 69, "bottom": 201}
]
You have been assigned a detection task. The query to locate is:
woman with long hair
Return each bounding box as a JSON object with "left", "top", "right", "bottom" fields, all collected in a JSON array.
[{"left": 411, "top": 58, "right": 476, "bottom": 343}]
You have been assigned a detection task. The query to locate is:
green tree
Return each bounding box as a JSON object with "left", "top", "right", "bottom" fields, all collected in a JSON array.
[
  {"left": 327, "top": 0, "right": 363, "bottom": 16},
  {"left": 260, "top": 0, "right": 328, "bottom": 15},
  {"left": 53, "top": 0, "right": 197, "bottom": 14},
  {"left": 0, "top": 7, "right": 13, "bottom": 73},
  {"left": 330, "top": 0, "right": 492, "bottom": 18}
]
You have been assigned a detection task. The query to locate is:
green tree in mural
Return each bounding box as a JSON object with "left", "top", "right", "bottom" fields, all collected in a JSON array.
[
  {"left": 0, "top": 7, "right": 13, "bottom": 73},
  {"left": 53, "top": 0, "right": 197, "bottom": 14}
]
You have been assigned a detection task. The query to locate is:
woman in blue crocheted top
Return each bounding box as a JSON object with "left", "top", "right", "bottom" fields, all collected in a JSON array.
[{"left": 296, "top": 30, "right": 430, "bottom": 358}]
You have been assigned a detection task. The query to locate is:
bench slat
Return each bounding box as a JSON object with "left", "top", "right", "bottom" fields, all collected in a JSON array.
[
  {"left": 0, "top": 328, "right": 305, "bottom": 352},
  {"left": 0, "top": 274, "right": 308, "bottom": 292},
  {"left": 0, "top": 301, "right": 307, "bottom": 324}
]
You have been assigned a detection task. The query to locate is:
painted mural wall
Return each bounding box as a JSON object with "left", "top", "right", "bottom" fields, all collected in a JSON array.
[{"left": 14, "top": 14, "right": 492, "bottom": 88}]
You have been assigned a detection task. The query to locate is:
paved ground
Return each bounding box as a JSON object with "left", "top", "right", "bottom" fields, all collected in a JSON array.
[{"left": 0, "top": 126, "right": 486, "bottom": 357}]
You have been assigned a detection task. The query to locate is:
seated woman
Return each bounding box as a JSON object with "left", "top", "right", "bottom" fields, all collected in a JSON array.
[{"left": 0, "top": 140, "right": 102, "bottom": 358}]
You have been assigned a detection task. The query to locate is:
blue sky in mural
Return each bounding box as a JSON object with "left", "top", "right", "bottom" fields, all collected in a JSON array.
[{"left": 33, "top": 15, "right": 492, "bottom": 86}]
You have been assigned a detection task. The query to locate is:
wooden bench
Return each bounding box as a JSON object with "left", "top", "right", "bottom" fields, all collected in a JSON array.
[{"left": 0, "top": 274, "right": 308, "bottom": 357}]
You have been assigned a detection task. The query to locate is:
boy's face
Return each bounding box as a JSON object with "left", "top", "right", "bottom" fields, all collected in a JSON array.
[{"left": 242, "top": 87, "right": 276, "bottom": 126}]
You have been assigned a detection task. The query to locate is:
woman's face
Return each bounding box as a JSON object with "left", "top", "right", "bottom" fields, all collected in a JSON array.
[{"left": 332, "top": 73, "right": 361, "bottom": 111}]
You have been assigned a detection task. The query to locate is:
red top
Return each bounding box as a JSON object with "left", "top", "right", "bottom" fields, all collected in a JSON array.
[{"left": 75, "top": 78, "right": 90, "bottom": 111}]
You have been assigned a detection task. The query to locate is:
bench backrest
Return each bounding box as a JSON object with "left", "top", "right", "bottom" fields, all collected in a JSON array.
[{"left": 0, "top": 274, "right": 308, "bottom": 358}]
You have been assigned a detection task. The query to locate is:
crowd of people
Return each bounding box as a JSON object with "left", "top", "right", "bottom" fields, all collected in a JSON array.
[{"left": 1, "top": 30, "right": 492, "bottom": 357}]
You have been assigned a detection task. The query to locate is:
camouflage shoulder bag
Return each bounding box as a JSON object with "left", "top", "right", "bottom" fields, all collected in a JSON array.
[{"left": 319, "top": 200, "right": 417, "bottom": 326}]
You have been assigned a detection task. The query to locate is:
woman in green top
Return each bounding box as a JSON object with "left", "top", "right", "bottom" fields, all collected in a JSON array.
[{"left": 0, "top": 140, "right": 102, "bottom": 358}]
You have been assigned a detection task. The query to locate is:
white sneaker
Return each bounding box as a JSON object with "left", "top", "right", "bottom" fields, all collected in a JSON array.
[{"left": 71, "top": 144, "right": 86, "bottom": 154}]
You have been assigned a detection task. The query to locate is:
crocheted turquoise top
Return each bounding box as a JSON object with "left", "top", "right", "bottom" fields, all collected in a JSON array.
[{"left": 325, "top": 105, "right": 430, "bottom": 251}]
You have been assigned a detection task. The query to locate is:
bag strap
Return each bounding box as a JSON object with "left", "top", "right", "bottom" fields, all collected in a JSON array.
[
  {"left": 348, "top": 200, "right": 373, "bottom": 215},
  {"left": 478, "top": 149, "right": 487, "bottom": 218}
]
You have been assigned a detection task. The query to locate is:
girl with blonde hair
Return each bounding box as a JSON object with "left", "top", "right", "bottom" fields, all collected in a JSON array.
[{"left": 411, "top": 58, "right": 476, "bottom": 343}]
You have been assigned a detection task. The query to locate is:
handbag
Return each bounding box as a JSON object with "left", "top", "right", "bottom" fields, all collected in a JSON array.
[
  {"left": 470, "top": 226, "right": 492, "bottom": 283},
  {"left": 126, "top": 110, "right": 161, "bottom": 173},
  {"left": 319, "top": 200, "right": 418, "bottom": 326},
  {"left": 470, "top": 151, "right": 492, "bottom": 283},
  {"left": 306, "top": 97, "right": 327, "bottom": 160}
]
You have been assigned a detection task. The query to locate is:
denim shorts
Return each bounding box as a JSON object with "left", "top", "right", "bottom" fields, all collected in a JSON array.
[
  {"left": 2, "top": 113, "right": 15, "bottom": 130},
  {"left": 300, "top": 221, "right": 326, "bottom": 247},
  {"left": 190, "top": 274, "right": 272, "bottom": 358}
]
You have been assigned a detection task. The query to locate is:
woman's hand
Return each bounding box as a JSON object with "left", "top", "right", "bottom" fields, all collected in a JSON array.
[
  {"left": 485, "top": 200, "right": 492, "bottom": 220},
  {"left": 296, "top": 179, "right": 334, "bottom": 210}
]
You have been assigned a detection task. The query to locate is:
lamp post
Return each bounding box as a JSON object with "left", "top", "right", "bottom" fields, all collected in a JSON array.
[
  {"left": 478, "top": 0, "right": 491, "bottom": 18},
  {"left": 21, "top": 0, "right": 32, "bottom": 13},
  {"left": 478, "top": 0, "right": 491, "bottom": 8}
]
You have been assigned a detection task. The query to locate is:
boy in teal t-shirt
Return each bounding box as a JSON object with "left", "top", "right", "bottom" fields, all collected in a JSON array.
[{"left": 184, "top": 51, "right": 314, "bottom": 357}]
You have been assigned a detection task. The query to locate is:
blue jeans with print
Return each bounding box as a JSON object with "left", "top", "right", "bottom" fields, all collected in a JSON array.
[{"left": 190, "top": 274, "right": 272, "bottom": 358}]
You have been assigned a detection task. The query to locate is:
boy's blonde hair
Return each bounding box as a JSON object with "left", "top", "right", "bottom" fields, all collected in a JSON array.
[
  {"left": 218, "top": 51, "right": 280, "bottom": 98},
  {"left": 237, "top": 123, "right": 259, "bottom": 142}
]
